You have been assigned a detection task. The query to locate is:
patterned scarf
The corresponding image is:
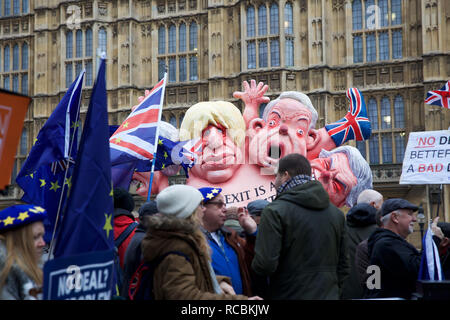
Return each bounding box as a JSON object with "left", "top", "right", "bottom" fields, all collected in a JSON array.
[{"left": 277, "top": 174, "right": 312, "bottom": 195}]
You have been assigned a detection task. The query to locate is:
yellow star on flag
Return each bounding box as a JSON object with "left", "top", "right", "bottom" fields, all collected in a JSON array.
[
  {"left": 206, "top": 192, "right": 214, "bottom": 199},
  {"left": 110, "top": 185, "right": 114, "bottom": 197},
  {"left": 123, "top": 121, "right": 129, "bottom": 128},
  {"left": 164, "top": 151, "right": 168, "bottom": 159},
  {"left": 39, "top": 179, "right": 46, "bottom": 187},
  {"left": 212, "top": 188, "right": 219, "bottom": 194},
  {"left": 64, "top": 176, "right": 72, "bottom": 189},
  {"left": 29, "top": 206, "right": 45, "bottom": 213},
  {"left": 114, "top": 137, "right": 122, "bottom": 144},
  {"left": 158, "top": 139, "right": 163, "bottom": 145},
  {"left": 103, "top": 213, "right": 113, "bottom": 238},
  {"left": 17, "top": 212, "right": 29, "bottom": 221},
  {"left": 161, "top": 163, "right": 165, "bottom": 169},
  {"left": 71, "top": 121, "right": 80, "bottom": 129},
  {"left": 33, "top": 137, "right": 38, "bottom": 145},
  {"left": 3, "top": 216, "right": 15, "bottom": 226},
  {"left": 50, "top": 180, "right": 61, "bottom": 192}
]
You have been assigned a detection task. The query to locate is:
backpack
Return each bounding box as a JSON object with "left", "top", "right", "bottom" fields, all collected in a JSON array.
[
  {"left": 114, "top": 221, "right": 138, "bottom": 295},
  {"left": 128, "top": 251, "right": 190, "bottom": 300}
]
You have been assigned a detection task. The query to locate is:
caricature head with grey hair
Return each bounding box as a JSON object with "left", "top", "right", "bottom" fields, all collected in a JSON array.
[
  {"left": 248, "top": 91, "right": 320, "bottom": 173},
  {"left": 311, "top": 145, "right": 373, "bottom": 207}
]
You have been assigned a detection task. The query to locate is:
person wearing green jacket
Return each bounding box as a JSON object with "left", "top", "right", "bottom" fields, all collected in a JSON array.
[{"left": 251, "top": 153, "right": 350, "bottom": 300}]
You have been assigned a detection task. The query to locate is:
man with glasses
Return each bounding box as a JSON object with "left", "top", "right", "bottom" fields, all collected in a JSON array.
[{"left": 199, "top": 187, "right": 258, "bottom": 296}]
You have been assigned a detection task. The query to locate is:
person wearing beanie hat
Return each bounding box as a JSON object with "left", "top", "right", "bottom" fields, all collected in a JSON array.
[
  {"left": 113, "top": 187, "right": 138, "bottom": 270},
  {"left": 247, "top": 199, "right": 269, "bottom": 225},
  {"left": 198, "top": 187, "right": 259, "bottom": 297},
  {"left": 0, "top": 204, "right": 47, "bottom": 300},
  {"left": 139, "top": 185, "right": 262, "bottom": 300}
]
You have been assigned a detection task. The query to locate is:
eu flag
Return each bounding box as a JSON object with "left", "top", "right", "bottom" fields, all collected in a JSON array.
[
  {"left": 16, "top": 71, "right": 84, "bottom": 243},
  {"left": 418, "top": 225, "right": 444, "bottom": 281},
  {"left": 53, "top": 58, "right": 114, "bottom": 257}
]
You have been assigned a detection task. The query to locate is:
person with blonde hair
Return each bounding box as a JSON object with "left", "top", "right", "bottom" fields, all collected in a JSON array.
[
  {"left": 179, "top": 101, "right": 246, "bottom": 184},
  {"left": 140, "top": 184, "right": 261, "bottom": 300},
  {"left": 0, "top": 204, "right": 47, "bottom": 300}
]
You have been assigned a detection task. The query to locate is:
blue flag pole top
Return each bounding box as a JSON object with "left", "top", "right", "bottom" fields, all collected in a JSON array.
[{"left": 43, "top": 57, "right": 115, "bottom": 300}]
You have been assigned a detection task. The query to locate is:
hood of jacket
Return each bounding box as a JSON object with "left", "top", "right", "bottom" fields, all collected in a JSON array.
[
  {"left": 346, "top": 203, "right": 377, "bottom": 228},
  {"left": 276, "top": 180, "right": 330, "bottom": 210},
  {"left": 141, "top": 214, "right": 201, "bottom": 262}
]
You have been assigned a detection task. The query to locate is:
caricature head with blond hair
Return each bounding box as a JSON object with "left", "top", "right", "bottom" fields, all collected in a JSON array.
[{"left": 180, "top": 101, "right": 246, "bottom": 183}]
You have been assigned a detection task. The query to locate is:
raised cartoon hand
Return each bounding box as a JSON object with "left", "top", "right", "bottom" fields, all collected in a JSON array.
[{"left": 233, "top": 79, "right": 270, "bottom": 109}]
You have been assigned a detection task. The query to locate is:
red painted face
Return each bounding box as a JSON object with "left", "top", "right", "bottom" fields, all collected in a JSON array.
[
  {"left": 249, "top": 98, "right": 312, "bottom": 171},
  {"left": 311, "top": 152, "right": 358, "bottom": 207}
]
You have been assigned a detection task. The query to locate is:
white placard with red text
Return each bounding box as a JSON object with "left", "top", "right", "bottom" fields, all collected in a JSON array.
[{"left": 399, "top": 130, "right": 450, "bottom": 184}]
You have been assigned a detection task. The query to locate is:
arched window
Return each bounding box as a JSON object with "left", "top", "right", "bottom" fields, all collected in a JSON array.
[
  {"left": 179, "top": 23, "right": 186, "bottom": 52},
  {"left": 4, "top": 45, "right": 10, "bottom": 71},
  {"left": 394, "top": 95, "right": 404, "bottom": 128},
  {"left": 246, "top": 6, "right": 255, "bottom": 37},
  {"left": 66, "top": 31, "right": 73, "bottom": 59},
  {"left": 353, "top": 35, "right": 363, "bottom": 63},
  {"left": 367, "top": 98, "right": 378, "bottom": 130},
  {"left": 85, "top": 28, "right": 92, "bottom": 57},
  {"left": 21, "top": 43, "right": 28, "bottom": 69},
  {"left": 391, "top": 0, "right": 402, "bottom": 25},
  {"left": 13, "top": 44, "right": 19, "bottom": 70},
  {"left": 379, "top": 32, "right": 389, "bottom": 60},
  {"left": 76, "top": 29, "right": 83, "bottom": 57},
  {"left": 247, "top": 41, "right": 256, "bottom": 69},
  {"left": 259, "top": 40, "right": 268, "bottom": 68},
  {"left": 270, "top": 3, "right": 279, "bottom": 34},
  {"left": 13, "top": 0, "right": 19, "bottom": 15},
  {"left": 392, "top": 30, "right": 402, "bottom": 59},
  {"left": 168, "top": 24, "right": 176, "bottom": 53},
  {"left": 365, "top": 0, "right": 374, "bottom": 29},
  {"left": 22, "top": 0, "right": 28, "bottom": 13},
  {"left": 285, "top": 39, "right": 294, "bottom": 66},
  {"left": 366, "top": 33, "right": 376, "bottom": 62},
  {"left": 66, "top": 62, "right": 73, "bottom": 88},
  {"left": 379, "top": 0, "right": 388, "bottom": 27},
  {"left": 270, "top": 39, "right": 280, "bottom": 67},
  {"left": 380, "top": 96, "right": 391, "bottom": 129},
  {"left": 258, "top": 5, "right": 267, "bottom": 36},
  {"left": 98, "top": 27, "right": 107, "bottom": 54},
  {"left": 4, "top": 0, "right": 10, "bottom": 16},
  {"left": 352, "top": 0, "right": 362, "bottom": 30},
  {"left": 20, "top": 127, "right": 27, "bottom": 155},
  {"left": 284, "top": 2, "right": 293, "bottom": 35},
  {"left": 189, "top": 22, "right": 197, "bottom": 51},
  {"left": 158, "top": 25, "right": 166, "bottom": 54}
]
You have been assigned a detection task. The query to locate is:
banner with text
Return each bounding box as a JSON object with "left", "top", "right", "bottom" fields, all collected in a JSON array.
[
  {"left": 399, "top": 130, "right": 450, "bottom": 185},
  {"left": 43, "top": 249, "right": 115, "bottom": 300}
]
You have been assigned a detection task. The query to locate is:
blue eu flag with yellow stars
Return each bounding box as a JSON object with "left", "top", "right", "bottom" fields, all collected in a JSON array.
[
  {"left": 16, "top": 71, "right": 84, "bottom": 244},
  {"left": 43, "top": 58, "right": 116, "bottom": 300},
  {"left": 53, "top": 58, "right": 114, "bottom": 258}
]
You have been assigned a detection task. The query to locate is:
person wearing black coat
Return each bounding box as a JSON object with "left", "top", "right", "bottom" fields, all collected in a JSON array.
[{"left": 341, "top": 203, "right": 377, "bottom": 299}]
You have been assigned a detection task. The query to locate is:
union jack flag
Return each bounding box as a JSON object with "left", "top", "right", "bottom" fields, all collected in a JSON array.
[
  {"left": 425, "top": 80, "right": 450, "bottom": 109},
  {"left": 325, "top": 88, "right": 371, "bottom": 146},
  {"left": 110, "top": 76, "right": 167, "bottom": 166}
]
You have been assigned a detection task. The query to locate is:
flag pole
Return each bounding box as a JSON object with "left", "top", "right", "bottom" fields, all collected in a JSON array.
[
  {"left": 47, "top": 70, "right": 85, "bottom": 260},
  {"left": 147, "top": 72, "right": 168, "bottom": 201}
]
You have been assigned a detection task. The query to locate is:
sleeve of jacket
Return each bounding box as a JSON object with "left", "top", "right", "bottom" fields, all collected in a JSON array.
[
  {"left": 375, "top": 240, "right": 421, "bottom": 279},
  {"left": 154, "top": 254, "right": 247, "bottom": 300},
  {"left": 337, "top": 218, "right": 350, "bottom": 293},
  {"left": 251, "top": 207, "right": 283, "bottom": 276}
]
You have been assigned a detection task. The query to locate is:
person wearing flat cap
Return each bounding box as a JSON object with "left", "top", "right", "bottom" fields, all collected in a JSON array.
[
  {"left": 0, "top": 204, "right": 47, "bottom": 300},
  {"left": 140, "top": 184, "right": 261, "bottom": 300},
  {"left": 365, "top": 198, "right": 443, "bottom": 299},
  {"left": 198, "top": 187, "right": 258, "bottom": 297}
]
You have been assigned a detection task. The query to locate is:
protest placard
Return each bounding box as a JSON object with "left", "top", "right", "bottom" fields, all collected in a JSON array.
[{"left": 399, "top": 130, "right": 450, "bottom": 185}]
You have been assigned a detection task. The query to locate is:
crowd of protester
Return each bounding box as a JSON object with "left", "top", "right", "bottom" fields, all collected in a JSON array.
[{"left": 1, "top": 153, "right": 449, "bottom": 300}]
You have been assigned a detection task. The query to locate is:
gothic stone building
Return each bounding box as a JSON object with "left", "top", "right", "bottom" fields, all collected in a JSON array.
[{"left": 1, "top": 0, "right": 449, "bottom": 246}]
